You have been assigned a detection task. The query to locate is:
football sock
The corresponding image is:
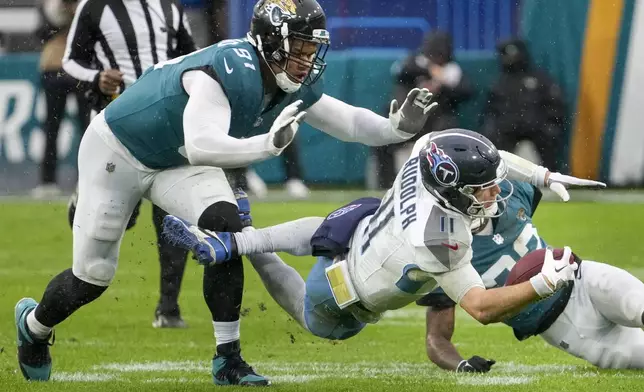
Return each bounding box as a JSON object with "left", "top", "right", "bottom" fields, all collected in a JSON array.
[
  {"left": 34, "top": 268, "right": 107, "bottom": 328},
  {"left": 247, "top": 252, "right": 307, "bottom": 328},
  {"left": 26, "top": 311, "right": 52, "bottom": 340},
  {"left": 213, "top": 320, "right": 240, "bottom": 347},
  {"left": 232, "top": 217, "right": 324, "bottom": 256},
  {"left": 203, "top": 254, "right": 244, "bottom": 322},
  {"left": 152, "top": 204, "right": 188, "bottom": 315}
]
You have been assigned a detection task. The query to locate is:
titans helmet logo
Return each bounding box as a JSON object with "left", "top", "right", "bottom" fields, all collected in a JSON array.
[{"left": 425, "top": 142, "right": 459, "bottom": 187}]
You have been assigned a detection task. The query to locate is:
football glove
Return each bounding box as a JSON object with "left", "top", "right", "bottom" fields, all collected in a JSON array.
[
  {"left": 457, "top": 356, "right": 496, "bottom": 373},
  {"left": 389, "top": 88, "right": 438, "bottom": 135},
  {"left": 545, "top": 172, "right": 606, "bottom": 202},
  {"left": 267, "top": 99, "right": 306, "bottom": 156},
  {"left": 233, "top": 188, "right": 252, "bottom": 228},
  {"left": 530, "top": 246, "right": 578, "bottom": 297}
]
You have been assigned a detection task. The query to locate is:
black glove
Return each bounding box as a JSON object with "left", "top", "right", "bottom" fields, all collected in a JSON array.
[{"left": 456, "top": 356, "right": 496, "bottom": 373}]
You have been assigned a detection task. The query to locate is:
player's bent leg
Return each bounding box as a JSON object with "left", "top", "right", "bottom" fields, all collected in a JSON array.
[
  {"left": 303, "top": 257, "right": 366, "bottom": 340},
  {"left": 582, "top": 261, "right": 644, "bottom": 328},
  {"left": 592, "top": 325, "right": 644, "bottom": 368},
  {"left": 152, "top": 204, "right": 189, "bottom": 328},
  {"left": 199, "top": 202, "right": 269, "bottom": 386},
  {"left": 17, "top": 124, "right": 142, "bottom": 381},
  {"left": 148, "top": 166, "right": 268, "bottom": 386},
  {"left": 247, "top": 252, "right": 307, "bottom": 328}
]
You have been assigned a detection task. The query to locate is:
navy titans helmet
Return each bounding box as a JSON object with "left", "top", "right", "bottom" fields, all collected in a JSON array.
[{"left": 418, "top": 129, "right": 512, "bottom": 218}]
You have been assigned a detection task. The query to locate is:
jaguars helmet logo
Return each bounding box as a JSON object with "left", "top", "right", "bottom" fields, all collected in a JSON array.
[{"left": 264, "top": 0, "right": 297, "bottom": 26}]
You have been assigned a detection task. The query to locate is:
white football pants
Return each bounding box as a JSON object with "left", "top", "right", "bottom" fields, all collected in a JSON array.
[
  {"left": 540, "top": 260, "right": 644, "bottom": 368},
  {"left": 72, "top": 111, "right": 235, "bottom": 286}
]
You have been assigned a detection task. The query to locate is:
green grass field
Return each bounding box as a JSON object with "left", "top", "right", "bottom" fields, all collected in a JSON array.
[{"left": 2, "top": 198, "right": 644, "bottom": 391}]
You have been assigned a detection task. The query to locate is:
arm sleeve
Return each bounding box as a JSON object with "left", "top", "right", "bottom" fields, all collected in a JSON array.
[
  {"left": 433, "top": 263, "right": 485, "bottom": 304},
  {"left": 62, "top": 0, "right": 100, "bottom": 85},
  {"left": 499, "top": 150, "right": 548, "bottom": 186},
  {"left": 305, "top": 94, "right": 414, "bottom": 146},
  {"left": 181, "top": 70, "right": 273, "bottom": 168},
  {"left": 175, "top": 4, "right": 197, "bottom": 55}
]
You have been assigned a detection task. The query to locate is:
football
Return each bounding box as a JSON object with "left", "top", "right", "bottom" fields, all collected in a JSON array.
[{"left": 504, "top": 248, "right": 577, "bottom": 286}]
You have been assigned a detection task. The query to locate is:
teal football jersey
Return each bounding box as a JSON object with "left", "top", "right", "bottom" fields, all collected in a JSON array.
[
  {"left": 104, "top": 38, "right": 324, "bottom": 169},
  {"left": 419, "top": 180, "right": 572, "bottom": 340}
]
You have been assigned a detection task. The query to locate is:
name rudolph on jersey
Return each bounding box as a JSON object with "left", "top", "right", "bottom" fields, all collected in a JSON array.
[{"left": 399, "top": 157, "right": 419, "bottom": 230}]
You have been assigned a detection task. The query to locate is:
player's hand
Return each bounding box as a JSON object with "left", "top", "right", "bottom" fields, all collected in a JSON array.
[
  {"left": 233, "top": 188, "right": 252, "bottom": 228},
  {"left": 267, "top": 99, "right": 306, "bottom": 155},
  {"left": 98, "top": 69, "right": 123, "bottom": 95},
  {"left": 389, "top": 88, "right": 438, "bottom": 135},
  {"left": 530, "top": 246, "right": 578, "bottom": 297},
  {"left": 456, "top": 356, "right": 496, "bottom": 373},
  {"left": 545, "top": 171, "right": 606, "bottom": 202}
]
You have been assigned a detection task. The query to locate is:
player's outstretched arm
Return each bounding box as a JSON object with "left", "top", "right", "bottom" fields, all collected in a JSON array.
[
  {"left": 499, "top": 150, "right": 606, "bottom": 201},
  {"left": 442, "top": 248, "right": 577, "bottom": 324},
  {"left": 305, "top": 90, "right": 437, "bottom": 146},
  {"left": 181, "top": 70, "right": 302, "bottom": 168},
  {"left": 425, "top": 306, "right": 495, "bottom": 373},
  {"left": 425, "top": 306, "right": 462, "bottom": 369}
]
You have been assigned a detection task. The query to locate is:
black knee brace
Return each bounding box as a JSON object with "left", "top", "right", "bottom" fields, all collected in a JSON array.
[{"left": 198, "top": 201, "right": 243, "bottom": 233}]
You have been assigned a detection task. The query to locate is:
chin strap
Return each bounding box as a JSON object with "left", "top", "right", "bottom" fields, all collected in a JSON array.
[{"left": 249, "top": 33, "right": 302, "bottom": 94}]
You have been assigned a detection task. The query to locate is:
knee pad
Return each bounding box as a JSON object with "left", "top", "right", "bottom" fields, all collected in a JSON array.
[
  {"left": 73, "top": 256, "right": 117, "bottom": 287},
  {"left": 198, "top": 201, "right": 243, "bottom": 233}
]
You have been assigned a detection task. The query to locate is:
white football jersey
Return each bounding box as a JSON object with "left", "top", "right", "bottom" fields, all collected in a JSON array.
[{"left": 347, "top": 135, "right": 484, "bottom": 314}]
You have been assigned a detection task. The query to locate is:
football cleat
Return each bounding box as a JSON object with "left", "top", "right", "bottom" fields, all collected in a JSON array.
[
  {"left": 152, "top": 309, "right": 188, "bottom": 329},
  {"left": 162, "top": 215, "right": 235, "bottom": 265},
  {"left": 212, "top": 340, "right": 270, "bottom": 386},
  {"left": 15, "top": 298, "right": 54, "bottom": 381}
]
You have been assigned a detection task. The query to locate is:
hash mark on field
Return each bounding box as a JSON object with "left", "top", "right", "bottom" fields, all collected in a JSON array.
[
  {"left": 52, "top": 372, "right": 122, "bottom": 382},
  {"left": 457, "top": 376, "right": 533, "bottom": 386}
]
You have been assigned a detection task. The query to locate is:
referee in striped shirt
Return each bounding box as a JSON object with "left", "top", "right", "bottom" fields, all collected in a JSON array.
[{"left": 62, "top": 0, "right": 197, "bottom": 329}]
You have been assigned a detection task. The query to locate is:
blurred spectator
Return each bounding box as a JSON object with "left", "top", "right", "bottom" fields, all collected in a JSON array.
[
  {"left": 480, "top": 38, "right": 566, "bottom": 170},
  {"left": 375, "top": 30, "right": 473, "bottom": 187},
  {"left": 31, "top": 0, "right": 91, "bottom": 199},
  {"left": 181, "top": 0, "right": 227, "bottom": 48},
  {"left": 0, "top": 33, "right": 6, "bottom": 55}
]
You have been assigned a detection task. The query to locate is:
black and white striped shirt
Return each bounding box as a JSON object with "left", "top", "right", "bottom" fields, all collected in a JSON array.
[{"left": 62, "top": 0, "right": 196, "bottom": 90}]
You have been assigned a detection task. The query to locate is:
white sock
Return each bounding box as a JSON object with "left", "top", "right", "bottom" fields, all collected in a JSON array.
[
  {"left": 233, "top": 217, "right": 324, "bottom": 256},
  {"left": 213, "top": 320, "right": 240, "bottom": 346},
  {"left": 26, "top": 309, "right": 52, "bottom": 340}
]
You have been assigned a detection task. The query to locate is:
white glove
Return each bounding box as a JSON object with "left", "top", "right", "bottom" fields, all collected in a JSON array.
[
  {"left": 545, "top": 172, "right": 606, "bottom": 202},
  {"left": 389, "top": 88, "right": 438, "bottom": 135},
  {"left": 267, "top": 100, "right": 306, "bottom": 156},
  {"left": 530, "top": 246, "right": 578, "bottom": 297}
]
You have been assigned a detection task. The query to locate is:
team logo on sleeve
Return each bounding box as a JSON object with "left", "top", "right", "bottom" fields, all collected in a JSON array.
[
  {"left": 265, "top": 0, "right": 297, "bottom": 26},
  {"left": 425, "top": 142, "right": 459, "bottom": 187},
  {"left": 327, "top": 204, "right": 362, "bottom": 220}
]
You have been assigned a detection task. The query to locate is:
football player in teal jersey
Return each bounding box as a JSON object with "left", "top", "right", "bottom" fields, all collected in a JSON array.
[
  {"left": 15, "top": 0, "right": 439, "bottom": 386},
  {"left": 419, "top": 164, "right": 644, "bottom": 370}
]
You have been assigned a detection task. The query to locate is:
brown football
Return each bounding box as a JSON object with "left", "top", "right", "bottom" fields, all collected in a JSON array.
[{"left": 504, "top": 248, "right": 577, "bottom": 286}]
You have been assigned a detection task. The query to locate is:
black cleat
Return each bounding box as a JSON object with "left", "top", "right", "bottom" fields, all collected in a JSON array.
[{"left": 211, "top": 340, "right": 270, "bottom": 386}]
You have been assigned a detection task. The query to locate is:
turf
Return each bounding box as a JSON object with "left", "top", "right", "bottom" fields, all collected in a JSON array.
[{"left": 1, "top": 199, "right": 644, "bottom": 391}]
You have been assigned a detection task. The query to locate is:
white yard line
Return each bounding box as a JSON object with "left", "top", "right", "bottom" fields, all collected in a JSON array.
[{"left": 49, "top": 359, "right": 631, "bottom": 385}]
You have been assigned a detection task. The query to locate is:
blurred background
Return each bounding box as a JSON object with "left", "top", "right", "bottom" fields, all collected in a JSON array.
[{"left": 0, "top": 0, "right": 643, "bottom": 198}]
